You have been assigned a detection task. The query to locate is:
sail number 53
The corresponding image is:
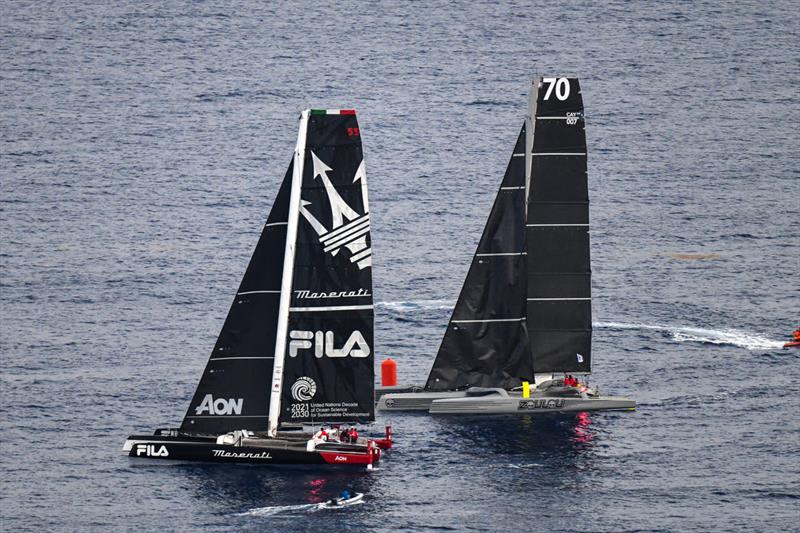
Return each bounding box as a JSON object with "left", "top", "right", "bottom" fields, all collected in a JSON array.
[{"left": 542, "top": 77, "right": 570, "bottom": 101}]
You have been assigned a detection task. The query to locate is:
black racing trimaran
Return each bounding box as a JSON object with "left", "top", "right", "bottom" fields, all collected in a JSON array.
[
  {"left": 124, "top": 109, "right": 390, "bottom": 467},
  {"left": 377, "top": 77, "right": 635, "bottom": 415}
]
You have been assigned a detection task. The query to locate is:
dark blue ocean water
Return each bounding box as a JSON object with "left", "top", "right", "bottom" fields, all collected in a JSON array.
[{"left": 2, "top": 1, "right": 798, "bottom": 531}]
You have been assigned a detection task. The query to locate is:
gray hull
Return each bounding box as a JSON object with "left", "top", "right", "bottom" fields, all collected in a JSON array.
[
  {"left": 377, "top": 386, "right": 635, "bottom": 415},
  {"left": 375, "top": 385, "right": 425, "bottom": 401},
  {"left": 377, "top": 389, "right": 467, "bottom": 411},
  {"left": 429, "top": 394, "right": 635, "bottom": 415}
]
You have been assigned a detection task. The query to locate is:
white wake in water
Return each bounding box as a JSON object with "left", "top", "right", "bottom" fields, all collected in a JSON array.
[
  {"left": 376, "top": 299, "right": 454, "bottom": 312},
  {"left": 595, "top": 322, "right": 785, "bottom": 351},
  {"left": 506, "top": 463, "right": 544, "bottom": 470},
  {"left": 376, "top": 300, "right": 784, "bottom": 351},
  {"left": 236, "top": 499, "right": 364, "bottom": 517},
  {"left": 236, "top": 502, "right": 322, "bottom": 517}
]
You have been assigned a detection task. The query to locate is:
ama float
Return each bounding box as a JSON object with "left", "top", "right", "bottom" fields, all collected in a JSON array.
[
  {"left": 376, "top": 77, "right": 636, "bottom": 415},
  {"left": 123, "top": 109, "right": 390, "bottom": 467}
]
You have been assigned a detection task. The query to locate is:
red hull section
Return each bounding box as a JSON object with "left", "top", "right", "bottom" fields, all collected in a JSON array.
[{"left": 319, "top": 446, "right": 380, "bottom": 466}]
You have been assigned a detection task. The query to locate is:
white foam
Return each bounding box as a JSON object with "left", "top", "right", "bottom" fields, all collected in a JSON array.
[
  {"left": 595, "top": 322, "right": 784, "bottom": 351},
  {"left": 507, "top": 463, "right": 544, "bottom": 469},
  {"left": 235, "top": 502, "right": 322, "bottom": 517},
  {"left": 236, "top": 497, "right": 364, "bottom": 517},
  {"left": 375, "top": 300, "right": 784, "bottom": 351}
]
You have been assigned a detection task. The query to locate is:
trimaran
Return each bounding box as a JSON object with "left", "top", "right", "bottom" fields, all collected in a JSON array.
[
  {"left": 376, "top": 77, "right": 636, "bottom": 415},
  {"left": 124, "top": 109, "right": 391, "bottom": 467}
]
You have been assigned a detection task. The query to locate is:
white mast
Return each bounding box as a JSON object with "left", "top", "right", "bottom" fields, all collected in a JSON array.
[
  {"left": 524, "top": 78, "right": 537, "bottom": 218},
  {"left": 268, "top": 110, "right": 309, "bottom": 437}
]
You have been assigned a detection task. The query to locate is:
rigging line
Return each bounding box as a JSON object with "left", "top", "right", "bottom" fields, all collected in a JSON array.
[
  {"left": 237, "top": 290, "right": 280, "bottom": 295},
  {"left": 451, "top": 317, "right": 525, "bottom": 323},
  {"left": 475, "top": 252, "right": 526, "bottom": 256},
  {"left": 209, "top": 356, "right": 276, "bottom": 360},
  {"left": 532, "top": 152, "right": 586, "bottom": 156},
  {"left": 186, "top": 415, "right": 269, "bottom": 419},
  {"left": 527, "top": 298, "right": 592, "bottom": 301}
]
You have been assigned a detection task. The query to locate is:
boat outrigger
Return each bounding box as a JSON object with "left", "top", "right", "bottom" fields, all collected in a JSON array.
[
  {"left": 377, "top": 77, "right": 635, "bottom": 415},
  {"left": 124, "top": 109, "right": 391, "bottom": 467}
]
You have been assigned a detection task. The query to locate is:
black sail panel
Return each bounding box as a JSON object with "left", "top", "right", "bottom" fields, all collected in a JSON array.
[
  {"left": 526, "top": 77, "right": 592, "bottom": 374},
  {"left": 280, "top": 110, "right": 375, "bottom": 425},
  {"left": 180, "top": 163, "right": 292, "bottom": 434},
  {"left": 426, "top": 125, "right": 532, "bottom": 391}
]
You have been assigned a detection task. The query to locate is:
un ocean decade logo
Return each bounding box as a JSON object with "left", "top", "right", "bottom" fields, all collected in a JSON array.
[{"left": 291, "top": 376, "right": 317, "bottom": 401}]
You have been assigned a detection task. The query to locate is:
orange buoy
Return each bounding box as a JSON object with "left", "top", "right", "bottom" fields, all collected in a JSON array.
[{"left": 381, "top": 358, "right": 397, "bottom": 386}]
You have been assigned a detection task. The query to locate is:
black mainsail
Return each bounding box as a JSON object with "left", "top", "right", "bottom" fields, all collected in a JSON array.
[
  {"left": 181, "top": 109, "right": 375, "bottom": 436},
  {"left": 375, "top": 78, "right": 633, "bottom": 415},
  {"left": 270, "top": 110, "right": 375, "bottom": 433},
  {"left": 426, "top": 125, "right": 532, "bottom": 390},
  {"left": 126, "top": 108, "right": 390, "bottom": 465},
  {"left": 180, "top": 164, "right": 291, "bottom": 434},
  {"left": 425, "top": 76, "right": 591, "bottom": 391},
  {"left": 526, "top": 77, "right": 591, "bottom": 374}
]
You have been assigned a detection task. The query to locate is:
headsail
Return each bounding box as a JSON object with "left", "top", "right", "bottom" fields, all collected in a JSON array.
[
  {"left": 180, "top": 163, "right": 292, "bottom": 434},
  {"left": 425, "top": 125, "right": 532, "bottom": 390},
  {"left": 526, "top": 77, "right": 592, "bottom": 373},
  {"left": 271, "top": 110, "right": 375, "bottom": 430}
]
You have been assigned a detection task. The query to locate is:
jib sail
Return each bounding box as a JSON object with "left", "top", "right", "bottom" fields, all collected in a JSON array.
[
  {"left": 526, "top": 77, "right": 592, "bottom": 374},
  {"left": 180, "top": 163, "right": 292, "bottom": 434},
  {"left": 425, "top": 124, "right": 532, "bottom": 390},
  {"left": 269, "top": 109, "right": 375, "bottom": 433}
]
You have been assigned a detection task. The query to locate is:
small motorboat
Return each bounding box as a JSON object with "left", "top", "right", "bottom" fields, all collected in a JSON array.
[
  {"left": 784, "top": 328, "right": 800, "bottom": 348},
  {"left": 323, "top": 491, "right": 364, "bottom": 508}
]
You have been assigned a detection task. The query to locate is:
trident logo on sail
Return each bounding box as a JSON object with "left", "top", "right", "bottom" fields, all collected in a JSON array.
[{"left": 299, "top": 152, "right": 371, "bottom": 270}]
